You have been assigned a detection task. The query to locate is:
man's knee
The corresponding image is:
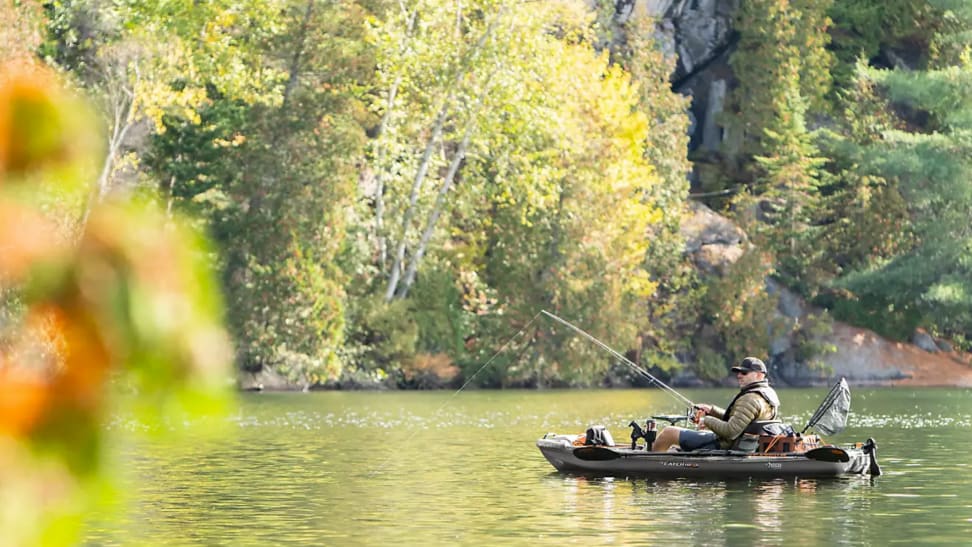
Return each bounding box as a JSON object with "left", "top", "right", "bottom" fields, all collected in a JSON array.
[{"left": 650, "top": 427, "right": 682, "bottom": 451}]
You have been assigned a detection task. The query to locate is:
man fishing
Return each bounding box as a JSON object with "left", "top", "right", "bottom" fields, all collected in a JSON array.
[{"left": 651, "top": 357, "right": 780, "bottom": 452}]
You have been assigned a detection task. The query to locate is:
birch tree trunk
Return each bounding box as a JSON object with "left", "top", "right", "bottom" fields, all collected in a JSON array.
[
  {"left": 396, "top": 123, "right": 473, "bottom": 298},
  {"left": 395, "top": 83, "right": 492, "bottom": 298},
  {"left": 371, "top": 7, "right": 417, "bottom": 269},
  {"left": 384, "top": 102, "right": 450, "bottom": 301},
  {"left": 80, "top": 65, "right": 137, "bottom": 233},
  {"left": 373, "top": 72, "right": 403, "bottom": 270},
  {"left": 382, "top": 10, "right": 505, "bottom": 301},
  {"left": 165, "top": 173, "right": 177, "bottom": 218},
  {"left": 282, "top": 0, "right": 314, "bottom": 110}
]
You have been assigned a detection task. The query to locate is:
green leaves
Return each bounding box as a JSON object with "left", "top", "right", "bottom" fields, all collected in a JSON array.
[
  {"left": 727, "top": 0, "right": 834, "bottom": 161},
  {"left": 356, "top": 1, "right": 691, "bottom": 385},
  {"left": 825, "top": 3, "right": 972, "bottom": 344},
  {"left": 876, "top": 64, "right": 972, "bottom": 130}
]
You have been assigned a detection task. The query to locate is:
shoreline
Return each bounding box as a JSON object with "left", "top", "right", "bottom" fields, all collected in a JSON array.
[{"left": 238, "top": 321, "right": 972, "bottom": 392}]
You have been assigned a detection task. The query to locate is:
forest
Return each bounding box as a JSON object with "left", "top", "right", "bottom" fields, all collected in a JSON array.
[{"left": 4, "top": 0, "right": 972, "bottom": 390}]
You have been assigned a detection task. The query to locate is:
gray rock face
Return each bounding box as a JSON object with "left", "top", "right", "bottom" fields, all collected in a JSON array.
[
  {"left": 620, "top": 0, "right": 737, "bottom": 77},
  {"left": 616, "top": 0, "right": 738, "bottom": 155},
  {"left": 815, "top": 323, "right": 957, "bottom": 385},
  {"left": 680, "top": 201, "right": 745, "bottom": 252},
  {"left": 680, "top": 201, "right": 747, "bottom": 274},
  {"left": 765, "top": 279, "right": 797, "bottom": 357},
  {"left": 912, "top": 329, "right": 939, "bottom": 353},
  {"left": 650, "top": 18, "right": 679, "bottom": 63},
  {"left": 701, "top": 79, "right": 727, "bottom": 151},
  {"left": 672, "top": 0, "right": 735, "bottom": 79},
  {"left": 613, "top": 1, "right": 972, "bottom": 387},
  {"left": 677, "top": 206, "right": 972, "bottom": 387},
  {"left": 936, "top": 339, "right": 954, "bottom": 353},
  {"left": 642, "top": 0, "right": 677, "bottom": 17},
  {"left": 773, "top": 281, "right": 805, "bottom": 319}
]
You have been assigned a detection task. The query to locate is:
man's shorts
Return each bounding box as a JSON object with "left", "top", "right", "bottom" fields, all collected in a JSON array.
[{"left": 678, "top": 429, "right": 720, "bottom": 451}]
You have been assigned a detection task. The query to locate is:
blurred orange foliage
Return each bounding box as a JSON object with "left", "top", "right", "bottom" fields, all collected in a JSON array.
[
  {"left": 1, "top": 52, "right": 232, "bottom": 546},
  {"left": 0, "top": 63, "right": 89, "bottom": 182},
  {"left": 0, "top": 368, "right": 49, "bottom": 437}
]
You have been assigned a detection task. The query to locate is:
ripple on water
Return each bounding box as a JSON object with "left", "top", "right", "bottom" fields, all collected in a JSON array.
[{"left": 86, "top": 389, "right": 972, "bottom": 545}]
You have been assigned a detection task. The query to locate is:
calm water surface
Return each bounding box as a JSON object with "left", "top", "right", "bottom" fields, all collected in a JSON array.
[{"left": 84, "top": 388, "right": 972, "bottom": 545}]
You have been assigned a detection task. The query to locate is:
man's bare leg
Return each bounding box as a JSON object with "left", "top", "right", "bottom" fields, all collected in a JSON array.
[{"left": 651, "top": 427, "right": 684, "bottom": 452}]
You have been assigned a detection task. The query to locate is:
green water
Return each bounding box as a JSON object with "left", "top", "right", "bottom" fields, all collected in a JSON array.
[{"left": 84, "top": 388, "right": 972, "bottom": 545}]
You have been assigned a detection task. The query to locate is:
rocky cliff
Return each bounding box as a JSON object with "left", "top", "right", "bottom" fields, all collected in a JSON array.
[
  {"left": 617, "top": 0, "right": 739, "bottom": 163},
  {"left": 682, "top": 201, "right": 972, "bottom": 387}
]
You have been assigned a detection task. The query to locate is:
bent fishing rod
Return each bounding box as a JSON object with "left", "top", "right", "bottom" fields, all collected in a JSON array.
[{"left": 540, "top": 310, "right": 695, "bottom": 409}]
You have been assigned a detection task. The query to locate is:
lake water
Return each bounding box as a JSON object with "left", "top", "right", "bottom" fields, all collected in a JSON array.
[{"left": 83, "top": 387, "right": 972, "bottom": 545}]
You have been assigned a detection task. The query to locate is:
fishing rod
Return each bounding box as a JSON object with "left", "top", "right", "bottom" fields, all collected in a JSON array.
[{"left": 540, "top": 310, "right": 695, "bottom": 408}]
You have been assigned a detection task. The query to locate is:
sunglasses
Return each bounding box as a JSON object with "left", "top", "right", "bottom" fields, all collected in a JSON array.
[{"left": 734, "top": 370, "right": 753, "bottom": 376}]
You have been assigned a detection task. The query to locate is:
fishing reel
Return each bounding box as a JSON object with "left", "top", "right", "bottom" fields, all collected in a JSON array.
[{"left": 691, "top": 406, "right": 708, "bottom": 428}]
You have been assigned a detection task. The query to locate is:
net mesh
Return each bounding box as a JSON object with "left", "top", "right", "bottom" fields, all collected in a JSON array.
[{"left": 806, "top": 378, "right": 851, "bottom": 436}]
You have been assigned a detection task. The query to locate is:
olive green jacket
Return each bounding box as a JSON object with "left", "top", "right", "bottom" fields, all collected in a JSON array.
[{"left": 702, "top": 393, "right": 776, "bottom": 449}]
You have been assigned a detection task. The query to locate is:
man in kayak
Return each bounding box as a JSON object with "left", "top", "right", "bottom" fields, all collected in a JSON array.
[{"left": 651, "top": 357, "right": 780, "bottom": 452}]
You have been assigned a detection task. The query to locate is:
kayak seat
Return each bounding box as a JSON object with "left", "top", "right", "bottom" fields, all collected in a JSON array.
[{"left": 757, "top": 433, "right": 822, "bottom": 454}]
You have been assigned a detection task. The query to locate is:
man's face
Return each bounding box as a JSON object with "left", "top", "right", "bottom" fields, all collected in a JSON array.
[{"left": 734, "top": 369, "right": 764, "bottom": 386}]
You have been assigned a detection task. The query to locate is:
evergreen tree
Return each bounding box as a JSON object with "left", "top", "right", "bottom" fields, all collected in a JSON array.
[
  {"left": 816, "top": 59, "right": 913, "bottom": 285},
  {"left": 723, "top": 0, "right": 832, "bottom": 292},
  {"left": 725, "top": 0, "right": 833, "bottom": 165},
  {"left": 752, "top": 61, "right": 828, "bottom": 293},
  {"left": 827, "top": 0, "right": 939, "bottom": 95},
  {"left": 831, "top": 1, "right": 972, "bottom": 345}
]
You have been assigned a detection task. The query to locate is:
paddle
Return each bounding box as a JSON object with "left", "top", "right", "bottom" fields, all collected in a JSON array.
[
  {"left": 804, "top": 446, "right": 851, "bottom": 463},
  {"left": 573, "top": 446, "right": 622, "bottom": 461}
]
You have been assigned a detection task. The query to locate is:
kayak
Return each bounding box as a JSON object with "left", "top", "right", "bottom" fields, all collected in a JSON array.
[
  {"left": 536, "top": 432, "right": 880, "bottom": 478},
  {"left": 531, "top": 312, "right": 881, "bottom": 479}
]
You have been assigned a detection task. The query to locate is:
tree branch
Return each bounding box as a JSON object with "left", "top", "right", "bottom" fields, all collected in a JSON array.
[{"left": 282, "top": 0, "right": 315, "bottom": 109}]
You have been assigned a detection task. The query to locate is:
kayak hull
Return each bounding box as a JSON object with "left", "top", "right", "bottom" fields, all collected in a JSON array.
[{"left": 537, "top": 434, "right": 872, "bottom": 478}]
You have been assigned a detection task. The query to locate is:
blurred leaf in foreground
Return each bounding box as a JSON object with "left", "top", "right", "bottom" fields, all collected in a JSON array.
[{"left": 0, "top": 60, "right": 234, "bottom": 546}]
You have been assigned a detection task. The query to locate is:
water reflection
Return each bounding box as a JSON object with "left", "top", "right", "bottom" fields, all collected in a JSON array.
[
  {"left": 542, "top": 473, "right": 880, "bottom": 546},
  {"left": 83, "top": 389, "right": 972, "bottom": 545}
]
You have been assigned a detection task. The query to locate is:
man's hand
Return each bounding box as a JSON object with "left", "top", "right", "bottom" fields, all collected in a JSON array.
[
  {"left": 692, "top": 407, "right": 706, "bottom": 426},
  {"left": 693, "top": 403, "right": 712, "bottom": 415}
]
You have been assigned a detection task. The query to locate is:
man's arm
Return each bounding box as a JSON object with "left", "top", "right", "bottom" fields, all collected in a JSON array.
[{"left": 694, "top": 403, "right": 726, "bottom": 419}]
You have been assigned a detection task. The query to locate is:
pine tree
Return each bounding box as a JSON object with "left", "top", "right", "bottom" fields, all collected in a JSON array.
[
  {"left": 752, "top": 59, "right": 828, "bottom": 293},
  {"left": 725, "top": 0, "right": 833, "bottom": 165},
  {"left": 725, "top": 0, "right": 832, "bottom": 292},
  {"left": 832, "top": 1, "right": 972, "bottom": 344}
]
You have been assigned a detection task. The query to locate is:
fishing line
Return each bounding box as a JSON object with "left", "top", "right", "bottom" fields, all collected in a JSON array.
[
  {"left": 432, "top": 310, "right": 544, "bottom": 404},
  {"left": 366, "top": 310, "right": 543, "bottom": 476},
  {"left": 367, "top": 309, "right": 693, "bottom": 476},
  {"left": 540, "top": 310, "right": 695, "bottom": 408}
]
